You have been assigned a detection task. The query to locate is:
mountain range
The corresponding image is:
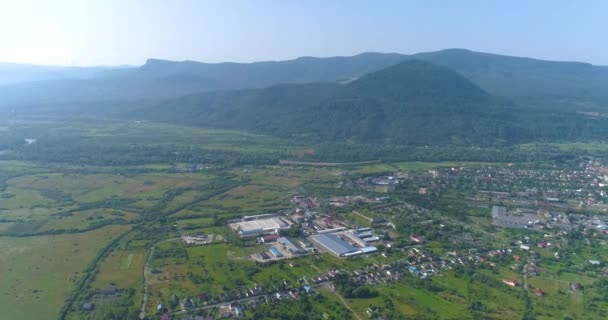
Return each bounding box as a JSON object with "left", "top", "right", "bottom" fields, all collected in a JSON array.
[{"left": 1, "top": 49, "right": 608, "bottom": 145}]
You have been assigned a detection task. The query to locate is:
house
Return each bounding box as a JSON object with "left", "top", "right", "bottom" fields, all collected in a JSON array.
[
  {"left": 234, "top": 307, "right": 243, "bottom": 318},
  {"left": 230, "top": 301, "right": 242, "bottom": 311},
  {"left": 410, "top": 234, "right": 425, "bottom": 243},
  {"left": 157, "top": 303, "right": 166, "bottom": 312},
  {"left": 81, "top": 302, "right": 94, "bottom": 312},
  {"left": 367, "top": 306, "right": 376, "bottom": 316},
  {"left": 289, "top": 289, "right": 299, "bottom": 299},
  {"left": 182, "top": 297, "right": 194, "bottom": 309},
  {"left": 98, "top": 286, "right": 119, "bottom": 296},
  {"left": 489, "top": 250, "right": 504, "bottom": 257},
  {"left": 369, "top": 216, "right": 386, "bottom": 224},
  {"left": 170, "top": 294, "right": 179, "bottom": 306},
  {"left": 513, "top": 255, "right": 521, "bottom": 262},
  {"left": 502, "top": 279, "right": 519, "bottom": 287},
  {"left": 160, "top": 314, "right": 172, "bottom": 320},
  {"left": 537, "top": 242, "right": 549, "bottom": 248},
  {"left": 303, "top": 285, "right": 314, "bottom": 294},
  {"left": 589, "top": 260, "right": 601, "bottom": 266},
  {"left": 520, "top": 245, "right": 530, "bottom": 251},
  {"left": 535, "top": 288, "right": 544, "bottom": 296}
]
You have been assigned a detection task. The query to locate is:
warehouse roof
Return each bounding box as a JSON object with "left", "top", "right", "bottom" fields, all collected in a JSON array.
[{"left": 312, "top": 233, "right": 358, "bottom": 256}]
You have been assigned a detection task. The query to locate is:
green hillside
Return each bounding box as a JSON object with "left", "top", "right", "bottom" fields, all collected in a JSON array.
[{"left": 133, "top": 60, "right": 608, "bottom": 145}]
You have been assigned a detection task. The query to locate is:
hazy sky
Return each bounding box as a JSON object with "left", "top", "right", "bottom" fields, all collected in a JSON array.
[{"left": 1, "top": 0, "right": 607, "bottom": 66}]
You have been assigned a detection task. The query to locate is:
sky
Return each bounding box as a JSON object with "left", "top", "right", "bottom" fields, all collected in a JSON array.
[{"left": 0, "top": 0, "right": 607, "bottom": 66}]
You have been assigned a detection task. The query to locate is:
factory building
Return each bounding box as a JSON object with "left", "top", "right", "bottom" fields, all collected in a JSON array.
[
  {"left": 311, "top": 233, "right": 360, "bottom": 257},
  {"left": 277, "top": 237, "right": 307, "bottom": 255}
]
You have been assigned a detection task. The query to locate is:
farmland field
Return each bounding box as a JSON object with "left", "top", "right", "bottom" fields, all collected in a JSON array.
[{"left": 0, "top": 225, "right": 129, "bottom": 320}]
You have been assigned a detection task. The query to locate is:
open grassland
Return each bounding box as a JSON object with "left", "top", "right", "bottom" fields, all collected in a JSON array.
[
  {"left": 6, "top": 172, "right": 208, "bottom": 206},
  {"left": 0, "top": 225, "right": 129, "bottom": 320},
  {"left": 173, "top": 166, "right": 335, "bottom": 218},
  {"left": 91, "top": 248, "right": 147, "bottom": 290},
  {"left": 0, "top": 166, "right": 219, "bottom": 235},
  {"left": 350, "top": 161, "right": 503, "bottom": 175},
  {"left": 186, "top": 184, "right": 292, "bottom": 217}
]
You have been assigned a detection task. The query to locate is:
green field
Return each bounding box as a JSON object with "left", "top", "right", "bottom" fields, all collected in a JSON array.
[{"left": 0, "top": 225, "right": 129, "bottom": 320}]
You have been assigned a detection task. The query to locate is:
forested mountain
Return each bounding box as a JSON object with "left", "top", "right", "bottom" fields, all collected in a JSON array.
[
  {"left": 2, "top": 49, "right": 607, "bottom": 113},
  {"left": 2, "top": 49, "right": 608, "bottom": 146},
  {"left": 409, "top": 49, "right": 608, "bottom": 111},
  {"left": 131, "top": 60, "right": 608, "bottom": 145}
]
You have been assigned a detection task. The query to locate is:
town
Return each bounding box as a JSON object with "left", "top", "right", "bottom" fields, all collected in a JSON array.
[{"left": 131, "top": 159, "right": 608, "bottom": 319}]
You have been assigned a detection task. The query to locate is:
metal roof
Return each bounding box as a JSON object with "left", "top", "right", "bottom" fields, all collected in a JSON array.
[{"left": 312, "top": 233, "right": 358, "bottom": 256}]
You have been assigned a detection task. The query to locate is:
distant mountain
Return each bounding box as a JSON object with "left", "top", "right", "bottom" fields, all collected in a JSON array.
[
  {"left": 99, "top": 52, "right": 407, "bottom": 87},
  {"left": 2, "top": 49, "right": 608, "bottom": 114},
  {"left": 133, "top": 60, "right": 608, "bottom": 145},
  {"left": 0, "top": 62, "right": 125, "bottom": 86},
  {"left": 0, "top": 52, "right": 407, "bottom": 111}
]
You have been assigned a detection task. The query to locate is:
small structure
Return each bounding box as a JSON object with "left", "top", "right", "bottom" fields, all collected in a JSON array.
[
  {"left": 535, "top": 288, "right": 544, "bottom": 296},
  {"left": 369, "top": 216, "right": 386, "bottom": 224},
  {"left": 81, "top": 302, "right": 94, "bottom": 312},
  {"left": 410, "top": 233, "right": 425, "bottom": 243},
  {"left": 269, "top": 246, "right": 283, "bottom": 258},
  {"left": 259, "top": 234, "right": 280, "bottom": 243},
  {"left": 170, "top": 294, "right": 179, "bottom": 307},
  {"left": 182, "top": 297, "right": 194, "bottom": 309},
  {"left": 367, "top": 306, "right": 376, "bottom": 316},
  {"left": 502, "top": 279, "right": 519, "bottom": 287},
  {"left": 537, "top": 242, "right": 549, "bottom": 248}
]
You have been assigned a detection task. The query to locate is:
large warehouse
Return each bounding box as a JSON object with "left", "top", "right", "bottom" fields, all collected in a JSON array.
[
  {"left": 311, "top": 233, "right": 360, "bottom": 257},
  {"left": 229, "top": 217, "right": 291, "bottom": 237}
]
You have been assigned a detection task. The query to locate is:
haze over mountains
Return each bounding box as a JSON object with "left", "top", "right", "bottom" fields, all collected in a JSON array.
[{"left": 1, "top": 49, "right": 608, "bottom": 145}]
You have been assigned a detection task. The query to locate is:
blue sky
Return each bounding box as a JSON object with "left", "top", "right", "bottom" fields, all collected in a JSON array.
[{"left": 0, "top": 0, "right": 606, "bottom": 66}]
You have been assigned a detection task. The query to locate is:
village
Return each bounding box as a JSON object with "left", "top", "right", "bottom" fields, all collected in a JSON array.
[{"left": 143, "top": 159, "right": 608, "bottom": 319}]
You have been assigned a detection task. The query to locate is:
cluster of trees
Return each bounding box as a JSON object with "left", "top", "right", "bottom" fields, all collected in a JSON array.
[
  {"left": 5, "top": 139, "right": 283, "bottom": 166},
  {"left": 333, "top": 273, "right": 379, "bottom": 299},
  {"left": 249, "top": 294, "right": 351, "bottom": 320}
]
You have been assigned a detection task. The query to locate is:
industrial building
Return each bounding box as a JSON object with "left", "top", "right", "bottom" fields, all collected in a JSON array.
[
  {"left": 277, "top": 237, "right": 306, "bottom": 255},
  {"left": 229, "top": 216, "right": 291, "bottom": 237},
  {"left": 311, "top": 233, "right": 359, "bottom": 257}
]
